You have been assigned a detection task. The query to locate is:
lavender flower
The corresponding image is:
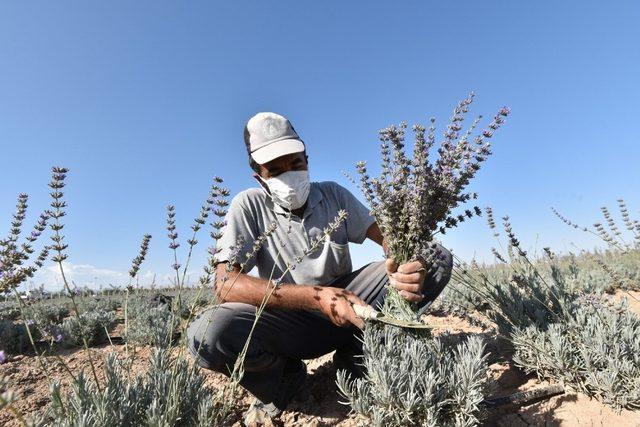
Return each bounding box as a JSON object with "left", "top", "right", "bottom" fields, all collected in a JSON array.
[
  {"left": 353, "top": 94, "right": 509, "bottom": 319},
  {"left": 0, "top": 350, "right": 6, "bottom": 364},
  {"left": 129, "top": 234, "right": 152, "bottom": 279},
  {"left": 166, "top": 205, "right": 180, "bottom": 250},
  {"left": 0, "top": 188, "right": 52, "bottom": 293},
  {"left": 181, "top": 178, "right": 231, "bottom": 288},
  {"left": 554, "top": 200, "right": 640, "bottom": 251}
]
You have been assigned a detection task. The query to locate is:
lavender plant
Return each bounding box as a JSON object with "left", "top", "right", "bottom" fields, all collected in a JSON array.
[
  {"left": 164, "top": 178, "right": 231, "bottom": 337},
  {"left": 352, "top": 94, "right": 510, "bottom": 319},
  {"left": 22, "top": 302, "right": 68, "bottom": 343},
  {"left": 452, "top": 211, "right": 577, "bottom": 333},
  {"left": 553, "top": 199, "right": 640, "bottom": 253},
  {"left": 337, "top": 326, "right": 488, "bottom": 427},
  {"left": 166, "top": 176, "right": 229, "bottom": 291},
  {"left": 47, "top": 348, "right": 231, "bottom": 426},
  {"left": 0, "top": 194, "right": 50, "bottom": 294},
  {"left": 128, "top": 233, "right": 151, "bottom": 284},
  {"left": 61, "top": 308, "right": 116, "bottom": 347},
  {"left": 553, "top": 199, "right": 640, "bottom": 291},
  {"left": 0, "top": 177, "right": 54, "bottom": 372},
  {"left": 46, "top": 167, "right": 103, "bottom": 385},
  {"left": 453, "top": 210, "right": 640, "bottom": 411},
  {"left": 512, "top": 297, "right": 640, "bottom": 411},
  {"left": 125, "top": 295, "right": 176, "bottom": 347}
]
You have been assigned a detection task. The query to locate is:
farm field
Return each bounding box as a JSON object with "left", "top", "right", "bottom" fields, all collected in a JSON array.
[{"left": 2, "top": 274, "right": 640, "bottom": 426}]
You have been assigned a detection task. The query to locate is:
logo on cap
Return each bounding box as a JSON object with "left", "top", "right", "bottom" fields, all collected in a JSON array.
[{"left": 262, "top": 117, "right": 287, "bottom": 139}]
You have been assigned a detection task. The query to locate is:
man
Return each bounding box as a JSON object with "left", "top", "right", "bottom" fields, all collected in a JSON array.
[{"left": 186, "top": 112, "right": 453, "bottom": 422}]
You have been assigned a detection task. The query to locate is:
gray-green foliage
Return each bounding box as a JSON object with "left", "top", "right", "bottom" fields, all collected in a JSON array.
[
  {"left": 443, "top": 249, "right": 640, "bottom": 324},
  {"left": 76, "top": 297, "right": 120, "bottom": 314},
  {"left": 61, "top": 309, "right": 115, "bottom": 347},
  {"left": 47, "top": 349, "right": 230, "bottom": 427},
  {"left": 125, "top": 296, "right": 177, "bottom": 347},
  {"left": 511, "top": 297, "right": 640, "bottom": 411},
  {"left": 562, "top": 250, "right": 640, "bottom": 292},
  {"left": 451, "top": 214, "right": 640, "bottom": 412},
  {"left": 449, "top": 250, "right": 578, "bottom": 335},
  {"left": 337, "top": 324, "right": 488, "bottom": 427},
  {"left": 23, "top": 302, "right": 69, "bottom": 337}
]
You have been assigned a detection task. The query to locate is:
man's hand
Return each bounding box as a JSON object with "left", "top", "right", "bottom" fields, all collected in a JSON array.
[
  {"left": 386, "top": 259, "right": 427, "bottom": 303},
  {"left": 314, "top": 286, "right": 367, "bottom": 329}
]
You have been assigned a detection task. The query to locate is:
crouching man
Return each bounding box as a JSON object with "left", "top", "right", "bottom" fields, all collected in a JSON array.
[{"left": 186, "top": 112, "right": 453, "bottom": 423}]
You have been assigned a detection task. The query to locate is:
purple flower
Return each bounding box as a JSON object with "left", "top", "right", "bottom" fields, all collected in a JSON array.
[
  {"left": 172, "top": 263, "right": 181, "bottom": 270},
  {"left": 0, "top": 350, "right": 6, "bottom": 364},
  {"left": 26, "top": 319, "right": 35, "bottom": 326},
  {"left": 54, "top": 333, "right": 64, "bottom": 343}
]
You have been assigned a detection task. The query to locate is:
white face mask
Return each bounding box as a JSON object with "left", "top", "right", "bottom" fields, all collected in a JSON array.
[{"left": 259, "top": 170, "right": 311, "bottom": 210}]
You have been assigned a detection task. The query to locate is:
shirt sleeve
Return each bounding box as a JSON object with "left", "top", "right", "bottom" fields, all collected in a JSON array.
[
  {"left": 333, "top": 182, "right": 376, "bottom": 244},
  {"left": 215, "top": 192, "right": 260, "bottom": 272}
]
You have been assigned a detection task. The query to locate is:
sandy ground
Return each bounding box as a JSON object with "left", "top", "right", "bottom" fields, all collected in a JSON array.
[{"left": 2, "top": 291, "right": 640, "bottom": 426}]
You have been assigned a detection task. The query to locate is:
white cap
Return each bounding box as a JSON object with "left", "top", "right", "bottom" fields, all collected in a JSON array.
[{"left": 246, "top": 112, "right": 305, "bottom": 165}]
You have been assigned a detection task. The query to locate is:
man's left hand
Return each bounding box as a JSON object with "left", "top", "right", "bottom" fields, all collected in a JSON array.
[{"left": 385, "top": 259, "right": 427, "bottom": 302}]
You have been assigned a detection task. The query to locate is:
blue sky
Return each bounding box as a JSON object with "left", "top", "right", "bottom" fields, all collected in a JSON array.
[{"left": 1, "top": 1, "right": 639, "bottom": 289}]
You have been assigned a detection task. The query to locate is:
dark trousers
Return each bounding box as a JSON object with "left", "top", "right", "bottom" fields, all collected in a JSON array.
[{"left": 186, "top": 250, "right": 452, "bottom": 404}]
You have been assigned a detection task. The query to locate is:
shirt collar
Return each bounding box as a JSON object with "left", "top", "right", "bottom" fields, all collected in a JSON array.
[{"left": 271, "top": 182, "right": 323, "bottom": 218}]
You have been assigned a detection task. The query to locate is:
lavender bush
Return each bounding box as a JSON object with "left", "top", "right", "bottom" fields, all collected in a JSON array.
[
  {"left": 47, "top": 348, "right": 232, "bottom": 426},
  {"left": 125, "top": 295, "right": 176, "bottom": 347},
  {"left": 337, "top": 326, "right": 488, "bottom": 427},
  {"left": 352, "top": 93, "right": 509, "bottom": 319},
  {"left": 61, "top": 309, "right": 116, "bottom": 347},
  {"left": 22, "top": 302, "right": 69, "bottom": 340},
  {"left": 452, "top": 209, "right": 640, "bottom": 411},
  {"left": 511, "top": 297, "right": 640, "bottom": 411}
]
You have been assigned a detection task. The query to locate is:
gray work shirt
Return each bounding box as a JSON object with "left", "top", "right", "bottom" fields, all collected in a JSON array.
[{"left": 216, "top": 181, "right": 376, "bottom": 285}]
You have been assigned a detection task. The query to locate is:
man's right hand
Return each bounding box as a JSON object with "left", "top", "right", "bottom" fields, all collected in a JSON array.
[{"left": 313, "top": 286, "right": 367, "bottom": 329}]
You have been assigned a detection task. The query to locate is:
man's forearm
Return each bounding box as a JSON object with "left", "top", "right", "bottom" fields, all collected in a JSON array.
[{"left": 215, "top": 265, "right": 321, "bottom": 311}]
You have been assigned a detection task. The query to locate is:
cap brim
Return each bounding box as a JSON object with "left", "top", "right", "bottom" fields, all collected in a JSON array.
[{"left": 251, "top": 139, "right": 305, "bottom": 165}]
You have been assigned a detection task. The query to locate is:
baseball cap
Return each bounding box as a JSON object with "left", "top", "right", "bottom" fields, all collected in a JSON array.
[{"left": 245, "top": 112, "right": 305, "bottom": 165}]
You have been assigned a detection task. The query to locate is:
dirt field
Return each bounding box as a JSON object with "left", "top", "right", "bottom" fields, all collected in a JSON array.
[{"left": 2, "top": 290, "right": 640, "bottom": 426}]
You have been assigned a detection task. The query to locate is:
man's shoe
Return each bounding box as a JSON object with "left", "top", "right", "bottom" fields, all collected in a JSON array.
[{"left": 243, "top": 358, "right": 307, "bottom": 425}]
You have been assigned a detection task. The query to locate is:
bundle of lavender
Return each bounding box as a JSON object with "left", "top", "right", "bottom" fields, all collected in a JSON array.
[{"left": 355, "top": 93, "right": 510, "bottom": 320}]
